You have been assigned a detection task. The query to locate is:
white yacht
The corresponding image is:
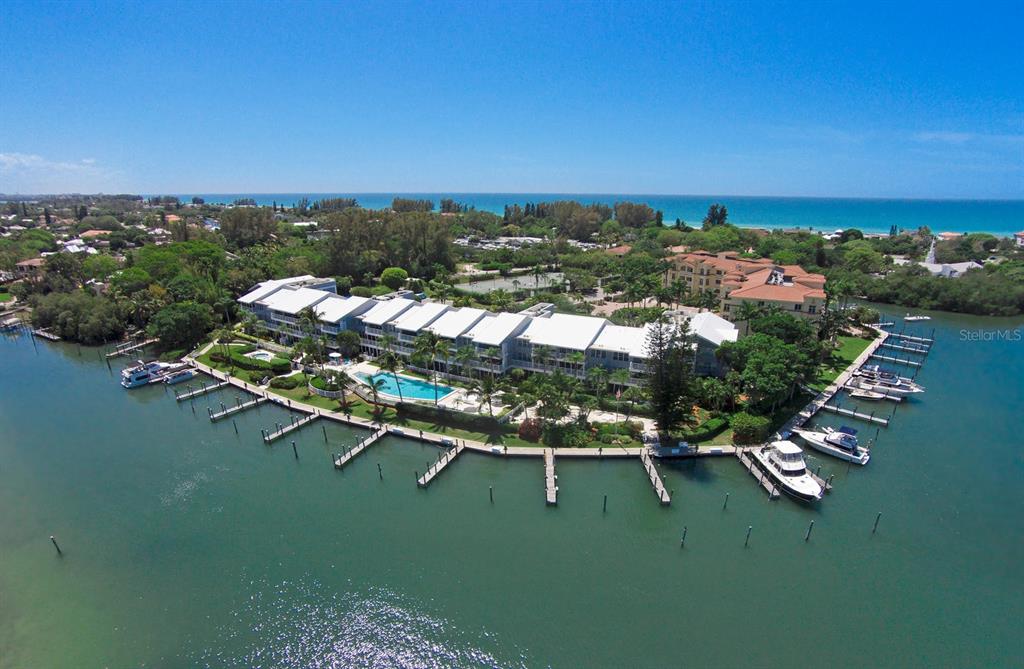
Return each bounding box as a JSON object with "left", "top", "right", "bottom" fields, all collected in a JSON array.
[
  {"left": 163, "top": 368, "right": 197, "bottom": 385},
  {"left": 750, "top": 440, "right": 823, "bottom": 502},
  {"left": 904, "top": 314, "right": 931, "bottom": 322},
  {"left": 792, "top": 426, "right": 870, "bottom": 465},
  {"left": 121, "top": 360, "right": 177, "bottom": 388},
  {"left": 854, "top": 365, "right": 924, "bottom": 395},
  {"left": 848, "top": 385, "right": 886, "bottom": 401}
]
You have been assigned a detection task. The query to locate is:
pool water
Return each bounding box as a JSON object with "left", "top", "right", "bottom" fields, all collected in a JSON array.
[
  {"left": 357, "top": 372, "right": 456, "bottom": 401},
  {"left": 244, "top": 350, "right": 274, "bottom": 361}
]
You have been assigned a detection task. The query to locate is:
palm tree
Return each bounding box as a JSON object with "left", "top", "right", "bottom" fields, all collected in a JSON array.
[
  {"left": 622, "top": 386, "right": 645, "bottom": 425},
  {"left": 377, "top": 351, "right": 404, "bottom": 402},
  {"left": 532, "top": 344, "right": 552, "bottom": 372},
  {"left": 297, "top": 306, "right": 319, "bottom": 340},
  {"left": 367, "top": 376, "right": 386, "bottom": 418},
  {"left": 701, "top": 377, "right": 731, "bottom": 412},
  {"left": 477, "top": 375, "right": 497, "bottom": 416},
  {"left": 565, "top": 351, "right": 585, "bottom": 378},
  {"left": 587, "top": 365, "right": 609, "bottom": 408},
  {"left": 532, "top": 264, "right": 544, "bottom": 287},
  {"left": 435, "top": 338, "right": 451, "bottom": 383},
  {"left": 454, "top": 345, "right": 477, "bottom": 379},
  {"left": 483, "top": 346, "right": 501, "bottom": 377},
  {"left": 490, "top": 289, "right": 513, "bottom": 312},
  {"left": 413, "top": 331, "right": 443, "bottom": 405},
  {"left": 733, "top": 301, "right": 764, "bottom": 336}
]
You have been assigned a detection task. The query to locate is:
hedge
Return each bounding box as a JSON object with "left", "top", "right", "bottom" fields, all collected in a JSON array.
[
  {"left": 396, "top": 402, "right": 504, "bottom": 434},
  {"left": 679, "top": 416, "right": 730, "bottom": 442},
  {"left": 310, "top": 375, "right": 341, "bottom": 391},
  {"left": 210, "top": 347, "right": 291, "bottom": 375},
  {"left": 730, "top": 412, "right": 770, "bottom": 444},
  {"left": 270, "top": 376, "right": 301, "bottom": 389}
]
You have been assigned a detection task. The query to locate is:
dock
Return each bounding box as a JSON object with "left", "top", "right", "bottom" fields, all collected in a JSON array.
[
  {"left": 869, "top": 353, "right": 922, "bottom": 367},
  {"left": 808, "top": 467, "right": 833, "bottom": 494},
  {"left": 263, "top": 413, "right": 319, "bottom": 443},
  {"left": 209, "top": 396, "right": 266, "bottom": 421},
  {"left": 640, "top": 448, "right": 671, "bottom": 505},
  {"left": 106, "top": 337, "right": 159, "bottom": 358},
  {"left": 889, "top": 333, "right": 933, "bottom": 344},
  {"left": 31, "top": 328, "right": 60, "bottom": 341},
  {"left": 544, "top": 449, "right": 557, "bottom": 505},
  {"left": 844, "top": 382, "right": 903, "bottom": 402},
  {"left": 879, "top": 341, "right": 929, "bottom": 355},
  {"left": 417, "top": 442, "right": 465, "bottom": 487},
  {"left": 820, "top": 403, "right": 890, "bottom": 425},
  {"left": 333, "top": 427, "right": 387, "bottom": 468},
  {"left": 735, "top": 448, "right": 781, "bottom": 499},
  {"left": 175, "top": 380, "right": 229, "bottom": 401}
]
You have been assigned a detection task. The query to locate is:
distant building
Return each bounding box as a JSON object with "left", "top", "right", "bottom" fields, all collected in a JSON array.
[
  {"left": 892, "top": 257, "right": 983, "bottom": 278},
  {"left": 1014, "top": 232, "right": 1024, "bottom": 248},
  {"left": 15, "top": 257, "right": 45, "bottom": 279},
  {"left": 937, "top": 232, "right": 963, "bottom": 241},
  {"left": 79, "top": 229, "right": 111, "bottom": 239}
]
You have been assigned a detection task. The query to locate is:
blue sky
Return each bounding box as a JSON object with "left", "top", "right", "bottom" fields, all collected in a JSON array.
[{"left": 1, "top": 0, "right": 1021, "bottom": 198}]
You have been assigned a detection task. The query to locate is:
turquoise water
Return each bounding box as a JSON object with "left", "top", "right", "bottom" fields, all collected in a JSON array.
[
  {"left": 358, "top": 371, "right": 455, "bottom": 401},
  {"left": 1, "top": 309, "right": 1022, "bottom": 667},
  {"left": 171, "top": 193, "right": 1024, "bottom": 236}
]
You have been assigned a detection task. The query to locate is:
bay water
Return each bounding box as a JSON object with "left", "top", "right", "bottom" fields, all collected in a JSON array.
[{"left": 1, "top": 309, "right": 1021, "bottom": 667}]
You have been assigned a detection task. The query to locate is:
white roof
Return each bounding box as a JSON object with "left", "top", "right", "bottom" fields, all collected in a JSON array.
[
  {"left": 388, "top": 302, "right": 449, "bottom": 332},
  {"left": 463, "top": 312, "right": 530, "bottom": 347},
  {"left": 315, "top": 295, "right": 372, "bottom": 323},
  {"left": 590, "top": 324, "right": 651, "bottom": 358},
  {"left": 687, "top": 312, "right": 739, "bottom": 346},
  {"left": 517, "top": 313, "right": 607, "bottom": 350},
  {"left": 359, "top": 298, "right": 416, "bottom": 326},
  {"left": 238, "top": 275, "right": 317, "bottom": 304},
  {"left": 260, "top": 286, "right": 332, "bottom": 315},
  {"left": 425, "top": 307, "right": 488, "bottom": 339},
  {"left": 772, "top": 440, "right": 803, "bottom": 455}
]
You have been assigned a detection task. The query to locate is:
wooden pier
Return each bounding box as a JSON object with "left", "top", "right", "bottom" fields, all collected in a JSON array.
[
  {"left": 735, "top": 448, "right": 781, "bottom": 499},
  {"left": 106, "top": 337, "right": 159, "bottom": 358},
  {"left": 209, "top": 396, "right": 266, "bottom": 421},
  {"left": 869, "top": 352, "right": 922, "bottom": 367},
  {"left": 889, "top": 333, "right": 933, "bottom": 344},
  {"left": 820, "top": 403, "right": 890, "bottom": 426},
  {"left": 640, "top": 448, "right": 671, "bottom": 505},
  {"left": 263, "top": 413, "right": 319, "bottom": 443},
  {"left": 417, "top": 442, "right": 465, "bottom": 487},
  {"left": 879, "top": 341, "right": 929, "bottom": 355},
  {"left": 808, "top": 467, "right": 833, "bottom": 494},
  {"left": 333, "top": 427, "right": 386, "bottom": 469},
  {"left": 175, "top": 380, "right": 229, "bottom": 401},
  {"left": 31, "top": 328, "right": 60, "bottom": 341},
  {"left": 544, "top": 449, "right": 557, "bottom": 505},
  {"left": 844, "top": 382, "right": 903, "bottom": 403}
]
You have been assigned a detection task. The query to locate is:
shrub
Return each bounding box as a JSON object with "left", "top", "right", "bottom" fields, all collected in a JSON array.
[
  {"left": 731, "top": 412, "right": 770, "bottom": 444},
  {"left": 517, "top": 417, "right": 543, "bottom": 442},
  {"left": 396, "top": 402, "right": 503, "bottom": 433},
  {"left": 310, "top": 375, "right": 341, "bottom": 391},
  {"left": 270, "top": 376, "right": 300, "bottom": 389},
  {"left": 679, "top": 416, "right": 729, "bottom": 442},
  {"left": 210, "top": 346, "right": 291, "bottom": 374}
]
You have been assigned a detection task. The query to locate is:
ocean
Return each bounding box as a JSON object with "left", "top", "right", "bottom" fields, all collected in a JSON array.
[
  {"left": 1, "top": 309, "right": 1021, "bottom": 667},
  {"left": 169, "top": 193, "right": 1024, "bottom": 236}
]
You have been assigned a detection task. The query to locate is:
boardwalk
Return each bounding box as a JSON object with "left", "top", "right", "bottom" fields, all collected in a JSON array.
[
  {"left": 544, "top": 449, "right": 557, "bottom": 505},
  {"left": 889, "top": 333, "right": 933, "bottom": 344},
  {"left": 333, "top": 427, "right": 386, "bottom": 469},
  {"left": 417, "top": 443, "right": 465, "bottom": 487},
  {"left": 175, "top": 380, "right": 229, "bottom": 401},
  {"left": 209, "top": 396, "right": 266, "bottom": 421},
  {"left": 640, "top": 448, "right": 671, "bottom": 505},
  {"left": 735, "top": 448, "right": 781, "bottom": 499},
  {"left": 879, "top": 341, "right": 930, "bottom": 355},
  {"left": 31, "top": 328, "right": 60, "bottom": 341},
  {"left": 263, "top": 413, "right": 319, "bottom": 443}
]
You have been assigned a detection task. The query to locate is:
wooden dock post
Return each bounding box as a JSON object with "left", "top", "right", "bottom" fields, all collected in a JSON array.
[
  {"left": 377, "top": 463, "right": 383, "bottom": 480},
  {"left": 603, "top": 494, "right": 607, "bottom": 513},
  {"left": 873, "top": 512, "right": 882, "bottom": 534},
  {"left": 745, "top": 525, "right": 752, "bottom": 547},
  {"left": 723, "top": 492, "right": 729, "bottom": 510},
  {"left": 232, "top": 419, "right": 238, "bottom": 434},
  {"left": 805, "top": 520, "right": 814, "bottom": 542},
  {"left": 489, "top": 486, "right": 494, "bottom": 504},
  {"left": 322, "top": 424, "right": 327, "bottom": 442},
  {"left": 291, "top": 441, "right": 298, "bottom": 459},
  {"left": 680, "top": 526, "right": 687, "bottom": 548},
  {"left": 50, "top": 535, "right": 62, "bottom": 555}
]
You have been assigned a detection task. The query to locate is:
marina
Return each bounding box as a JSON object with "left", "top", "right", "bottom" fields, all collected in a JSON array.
[
  {"left": 332, "top": 427, "right": 386, "bottom": 469},
  {"left": 174, "top": 380, "right": 230, "bottom": 401},
  {"left": 262, "top": 412, "right": 320, "bottom": 443},
  {"left": 869, "top": 352, "right": 922, "bottom": 367},
  {"left": 417, "top": 442, "right": 465, "bottom": 487}
]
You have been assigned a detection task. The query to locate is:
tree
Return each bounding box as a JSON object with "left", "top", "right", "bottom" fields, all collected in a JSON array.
[
  {"left": 643, "top": 317, "right": 696, "bottom": 436},
  {"left": 220, "top": 207, "right": 275, "bottom": 247},
  {"left": 413, "top": 331, "right": 443, "bottom": 405},
  {"left": 82, "top": 254, "right": 119, "bottom": 281},
  {"left": 454, "top": 345, "right": 478, "bottom": 379},
  {"left": 380, "top": 267, "right": 409, "bottom": 290},
  {"left": 147, "top": 301, "right": 213, "bottom": 351},
  {"left": 700, "top": 377, "right": 732, "bottom": 412},
  {"left": 377, "top": 350, "right": 404, "bottom": 402},
  {"left": 702, "top": 203, "right": 728, "bottom": 230},
  {"left": 335, "top": 330, "right": 361, "bottom": 358}
]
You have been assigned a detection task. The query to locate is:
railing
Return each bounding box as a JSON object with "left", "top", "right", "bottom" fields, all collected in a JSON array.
[{"left": 308, "top": 382, "right": 345, "bottom": 399}]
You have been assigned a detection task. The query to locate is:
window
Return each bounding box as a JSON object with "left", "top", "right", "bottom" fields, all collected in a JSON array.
[
  {"left": 808, "top": 305, "right": 817, "bottom": 314},
  {"left": 794, "top": 304, "right": 802, "bottom": 311}
]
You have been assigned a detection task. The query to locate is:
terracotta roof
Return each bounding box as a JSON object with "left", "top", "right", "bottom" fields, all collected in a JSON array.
[
  {"left": 17, "top": 257, "right": 45, "bottom": 267},
  {"left": 80, "top": 229, "right": 111, "bottom": 238},
  {"left": 606, "top": 244, "right": 632, "bottom": 256}
]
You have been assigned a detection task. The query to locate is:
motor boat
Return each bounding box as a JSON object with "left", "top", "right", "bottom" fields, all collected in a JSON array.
[
  {"left": 904, "top": 314, "right": 931, "bottom": 321},
  {"left": 121, "top": 360, "right": 181, "bottom": 388},
  {"left": 792, "top": 426, "right": 870, "bottom": 465},
  {"left": 849, "top": 386, "right": 886, "bottom": 401},
  {"left": 163, "top": 368, "right": 197, "bottom": 385},
  {"left": 750, "top": 440, "right": 823, "bottom": 502},
  {"left": 853, "top": 365, "right": 924, "bottom": 394}
]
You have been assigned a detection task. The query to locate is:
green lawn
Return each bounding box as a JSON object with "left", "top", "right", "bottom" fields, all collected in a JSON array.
[
  {"left": 0, "top": 293, "right": 12, "bottom": 303},
  {"left": 808, "top": 335, "right": 872, "bottom": 391}
]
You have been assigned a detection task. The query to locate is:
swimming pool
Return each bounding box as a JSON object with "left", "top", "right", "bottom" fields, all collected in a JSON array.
[
  {"left": 244, "top": 349, "right": 275, "bottom": 361},
  {"left": 356, "top": 372, "right": 456, "bottom": 401}
]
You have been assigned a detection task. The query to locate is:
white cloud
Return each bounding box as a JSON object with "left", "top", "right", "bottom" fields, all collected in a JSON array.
[
  {"left": 912, "top": 131, "right": 1024, "bottom": 146},
  {"left": 0, "top": 152, "right": 120, "bottom": 192}
]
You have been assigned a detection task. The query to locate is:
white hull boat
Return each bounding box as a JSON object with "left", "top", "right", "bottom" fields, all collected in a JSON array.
[
  {"left": 750, "top": 440, "right": 823, "bottom": 502},
  {"left": 121, "top": 360, "right": 185, "bottom": 388},
  {"left": 904, "top": 314, "right": 931, "bottom": 321},
  {"left": 792, "top": 426, "right": 870, "bottom": 465},
  {"left": 849, "top": 387, "right": 885, "bottom": 401}
]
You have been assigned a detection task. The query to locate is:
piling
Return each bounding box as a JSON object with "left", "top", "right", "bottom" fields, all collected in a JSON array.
[
  {"left": 680, "top": 526, "right": 688, "bottom": 548},
  {"left": 745, "top": 525, "right": 752, "bottom": 547},
  {"left": 603, "top": 494, "right": 607, "bottom": 513},
  {"left": 322, "top": 424, "right": 328, "bottom": 442},
  {"left": 723, "top": 492, "right": 730, "bottom": 510},
  {"left": 50, "top": 535, "right": 62, "bottom": 555},
  {"left": 489, "top": 486, "right": 494, "bottom": 504},
  {"left": 291, "top": 441, "right": 298, "bottom": 459},
  {"left": 232, "top": 419, "right": 238, "bottom": 434},
  {"left": 377, "top": 463, "right": 383, "bottom": 480},
  {"left": 873, "top": 512, "right": 882, "bottom": 534},
  {"left": 805, "top": 520, "right": 815, "bottom": 542}
]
